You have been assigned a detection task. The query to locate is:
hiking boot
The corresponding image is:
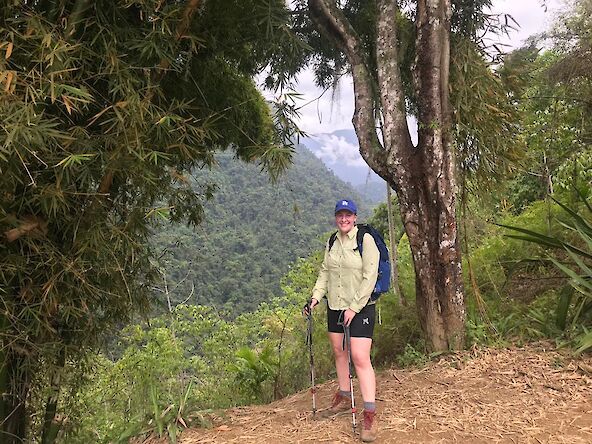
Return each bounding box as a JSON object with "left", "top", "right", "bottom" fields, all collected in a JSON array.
[
  {"left": 360, "top": 410, "right": 377, "bottom": 442},
  {"left": 318, "top": 391, "right": 350, "bottom": 418}
]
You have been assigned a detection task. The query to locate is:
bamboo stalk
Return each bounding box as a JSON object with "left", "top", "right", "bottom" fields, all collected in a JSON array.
[{"left": 41, "top": 347, "right": 67, "bottom": 444}]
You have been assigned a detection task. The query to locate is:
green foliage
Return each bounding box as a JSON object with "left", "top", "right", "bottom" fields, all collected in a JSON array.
[
  {"left": 456, "top": 2, "right": 591, "bottom": 354},
  {"left": 467, "top": 201, "right": 566, "bottom": 302},
  {"left": 501, "top": 41, "right": 591, "bottom": 212},
  {"left": 466, "top": 317, "right": 494, "bottom": 347},
  {"left": 450, "top": 36, "right": 525, "bottom": 191},
  {"left": 554, "top": 148, "right": 592, "bottom": 200},
  {"left": 501, "top": 195, "right": 592, "bottom": 352},
  {"left": 372, "top": 299, "right": 422, "bottom": 366},
  {"left": 63, "top": 252, "right": 337, "bottom": 441},
  {"left": 367, "top": 196, "right": 404, "bottom": 241},
  {"left": 394, "top": 234, "right": 416, "bottom": 300},
  {"left": 523, "top": 294, "right": 564, "bottom": 340},
  {"left": 0, "top": 0, "right": 304, "bottom": 440},
  {"left": 62, "top": 326, "right": 205, "bottom": 443},
  {"left": 396, "top": 343, "right": 428, "bottom": 368},
  {"left": 457, "top": 198, "right": 575, "bottom": 350},
  {"left": 63, "top": 305, "right": 241, "bottom": 443},
  {"left": 230, "top": 346, "right": 278, "bottom": 404}
]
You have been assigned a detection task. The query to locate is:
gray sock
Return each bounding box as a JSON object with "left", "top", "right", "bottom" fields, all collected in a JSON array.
[
  {"left": 363, "top": 402, "right": 376, "bottom": 412},
  {"left": 339, "top": 390, "right": 351, "bottom": 398}
]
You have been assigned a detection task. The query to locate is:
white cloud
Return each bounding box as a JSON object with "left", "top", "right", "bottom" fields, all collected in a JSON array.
[
  {"left": 311, "top": 133, "right": 367, "bottom": 167},
  {"left": 295, "top": 70, "right": 355, "bottom": 135}
]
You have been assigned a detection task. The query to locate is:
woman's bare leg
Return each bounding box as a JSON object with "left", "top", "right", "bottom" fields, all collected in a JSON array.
[
  {"left": 328, "top": 332, "right": 350, "bottom": 391},
  {"left": 350, "top": 337, "right": 375, "bottom": 403}
]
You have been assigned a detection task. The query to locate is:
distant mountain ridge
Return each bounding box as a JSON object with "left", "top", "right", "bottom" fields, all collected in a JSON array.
[
  {"left": 300, "top": 129, "right": 386, "bottom": 203},
  {"left": 152, "top": 145, "right": 370, "bottom": 314}
]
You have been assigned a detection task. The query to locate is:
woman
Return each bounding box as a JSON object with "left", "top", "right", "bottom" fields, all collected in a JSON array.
[{"left": 306, "top": 198, "right": 379, "bottom": 442}]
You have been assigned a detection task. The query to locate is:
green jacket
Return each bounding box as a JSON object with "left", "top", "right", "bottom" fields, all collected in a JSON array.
[{"left": 312, "top": 225, "right": 379, "bottom": 313}]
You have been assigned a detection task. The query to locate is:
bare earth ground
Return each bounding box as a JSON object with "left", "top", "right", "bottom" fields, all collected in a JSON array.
[{"left": 152, "top": 344, "right": 592, "bottom": 444}]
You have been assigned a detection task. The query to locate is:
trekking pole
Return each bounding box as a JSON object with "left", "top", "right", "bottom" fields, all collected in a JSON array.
[
  {"left": 344, "top": 324, "right": 357, "bottom": 433},
  {"left": 306, "top": 302, "right": 317, "bottom": 418}
]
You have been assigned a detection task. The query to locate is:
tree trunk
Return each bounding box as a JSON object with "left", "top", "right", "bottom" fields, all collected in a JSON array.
[
  {"left": 386, "top": 185, "right": 406, "bottom": 306},
  {"left": 0, "top": 351, "right": 30, "bottom": 444},
  {"left": 406, "top": 0, "right": 465, "bottom": 351},
  {"left": 308, "top": 0, "right": 465, "bottom": 351}
]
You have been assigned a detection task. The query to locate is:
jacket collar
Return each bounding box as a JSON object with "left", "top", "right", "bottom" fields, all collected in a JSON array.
[{"left": 345, "top": 225, "right": 358, "bottom": 240}]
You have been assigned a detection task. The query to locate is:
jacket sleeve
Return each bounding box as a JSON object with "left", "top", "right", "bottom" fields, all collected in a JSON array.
[
  {"left": 311, "top": 239, "right": 330, "bottom": 303},
  {"left": 349, "top": 233, "right": 379, "bottom": 313}
]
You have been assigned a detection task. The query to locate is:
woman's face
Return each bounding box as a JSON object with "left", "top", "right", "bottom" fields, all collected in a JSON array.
[{"left": 335, "top": 210, "right": 357, "bottom": 235}]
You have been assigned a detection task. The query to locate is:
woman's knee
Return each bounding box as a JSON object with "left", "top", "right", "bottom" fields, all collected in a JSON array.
[
  {"left": 351, "top": 349, "right": 371, "bottom": 368},
  {"left": 332, "top": 343, "right": 347, "bottom": 359}
]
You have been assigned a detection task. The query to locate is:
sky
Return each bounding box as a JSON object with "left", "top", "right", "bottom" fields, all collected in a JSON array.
[{"left": 288, "top": 0, "right": 566, "bottom": 137}]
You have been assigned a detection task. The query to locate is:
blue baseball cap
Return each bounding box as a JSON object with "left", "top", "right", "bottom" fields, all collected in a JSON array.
[{"left": 334, "top": 199, "right": 357, "bottom": 214}]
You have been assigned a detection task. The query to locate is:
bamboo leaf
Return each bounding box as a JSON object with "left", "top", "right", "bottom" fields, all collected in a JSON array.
[
  {"left": 62, "top": 95, "right": 73, "bottom": 114},
  {"left": 504, "top": 233, "right": 562, "bottom": 249},
  {"left": 497, "top": 223, "right": 564, "bottom": 246},
  {"left": 54, "top": 153, "right": 96, "bottom": 168},
  {"left": 145, "top": 207, "right": 171, "bottom": 220},
  {"left": 563, "top": 243, "right": 592, "bottom": 261}
]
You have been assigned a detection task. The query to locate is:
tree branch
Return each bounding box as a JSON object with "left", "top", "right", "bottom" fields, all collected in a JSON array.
[
  {"left": 414, "top": 0, "right": 454, "bottom": 197},
  {"left": 415, "top": 0, "right": 452, "bottom": 148},
  {"left": 4, "top": 216, "right": 48, "bottom": 242},
  {"left": 375, "top": 0, "right": 414, "bottom": 182},
  {"left": 307, "top": 0, "right": 387, "bottom": 177}
]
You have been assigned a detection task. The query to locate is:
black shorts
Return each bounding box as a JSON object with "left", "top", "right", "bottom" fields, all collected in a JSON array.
[{"left": 327, "top": 304, "right": 376, "bottom": 338}]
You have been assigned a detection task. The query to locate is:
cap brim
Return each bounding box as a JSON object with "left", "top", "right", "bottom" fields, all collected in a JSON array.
[{"left": 335, "top": 207, "right": 356, "bottom": 214}]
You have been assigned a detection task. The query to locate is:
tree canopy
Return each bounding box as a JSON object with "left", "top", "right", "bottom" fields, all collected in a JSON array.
[{"left": 0, "top": 0, "right": 300, "bottom": 440}]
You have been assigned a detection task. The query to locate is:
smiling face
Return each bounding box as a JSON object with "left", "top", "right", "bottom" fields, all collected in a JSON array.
[{"left": 335, "top": 209, "right": 357, "bottom": 235}]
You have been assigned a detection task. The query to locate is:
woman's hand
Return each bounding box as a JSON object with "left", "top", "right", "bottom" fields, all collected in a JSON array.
[
  {"left": 302, "top": 298, "right": 318, "bottom": 316},
  {"left": 342, "top": 308, "right": 356, "bottom": 326}
]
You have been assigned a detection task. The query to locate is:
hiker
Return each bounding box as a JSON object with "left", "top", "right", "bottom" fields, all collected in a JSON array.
[{"left": 304, "top": 198, "right": 379, "bottom": 442}]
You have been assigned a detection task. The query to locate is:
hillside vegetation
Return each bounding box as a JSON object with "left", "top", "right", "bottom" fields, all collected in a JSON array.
[{"left": 151, "top": 146, "right": 368, "bottom": 314}]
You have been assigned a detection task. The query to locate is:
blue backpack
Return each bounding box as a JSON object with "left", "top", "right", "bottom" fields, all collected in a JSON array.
[{"left": 328, "top": 224, "right": 391, "bottom": 301}]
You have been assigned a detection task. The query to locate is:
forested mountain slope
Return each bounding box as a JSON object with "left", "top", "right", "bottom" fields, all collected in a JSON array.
[{"left": 152, "top": 146, "right": 369, "bottom": 314}]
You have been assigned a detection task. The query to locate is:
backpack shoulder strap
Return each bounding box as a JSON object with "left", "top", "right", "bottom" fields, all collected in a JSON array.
[
  {"left": 328, "top": 231, "right": 338, "bottom": 251},
  {"left": 355, "top": 224, "right": 369, "bottom": 256}
]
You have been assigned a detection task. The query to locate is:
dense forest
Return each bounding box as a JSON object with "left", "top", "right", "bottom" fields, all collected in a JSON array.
[
  {"left": 151, "top": 145, "right": 367, "bottom": 314},
  {"left": 1, "top": 0, "right": 591, "bottom": 443}
]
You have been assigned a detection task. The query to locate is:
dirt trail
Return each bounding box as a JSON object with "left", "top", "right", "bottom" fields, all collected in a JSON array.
[{"left": 159, "top": 344, "right": 592, "bottom": 443}]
